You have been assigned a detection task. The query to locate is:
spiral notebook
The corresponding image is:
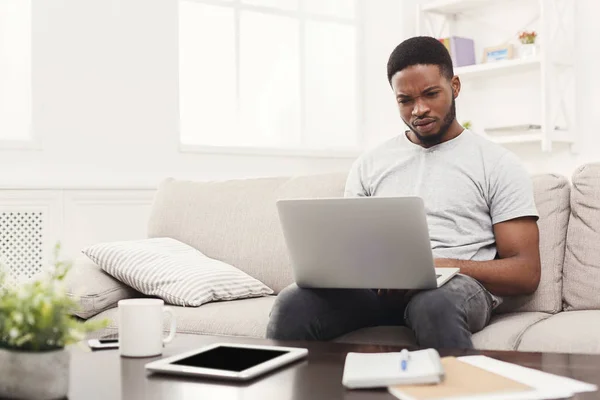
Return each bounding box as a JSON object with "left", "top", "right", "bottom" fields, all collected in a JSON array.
[{"left": 342, "top": 349, "right": 444, "bottom": 389}]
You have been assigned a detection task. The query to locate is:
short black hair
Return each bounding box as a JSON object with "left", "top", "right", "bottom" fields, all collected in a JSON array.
[{"left": 387, "top": 36, "right": 454, "bottom": 84}]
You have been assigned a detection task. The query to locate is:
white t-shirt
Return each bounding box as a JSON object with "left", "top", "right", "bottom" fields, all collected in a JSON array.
[{"left": 344, "top": 130, "right": 539, "bottom": 262}]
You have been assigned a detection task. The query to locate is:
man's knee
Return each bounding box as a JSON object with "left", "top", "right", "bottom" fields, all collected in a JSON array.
[
  {"left": 406, "top": 289, "right": 463, "bottom": 329},
  {"left": 266, "top": 284, "right": 316, "bottom": 340},
  {"left": 405, "top": 287, "right": 474, "bottom": 349}
]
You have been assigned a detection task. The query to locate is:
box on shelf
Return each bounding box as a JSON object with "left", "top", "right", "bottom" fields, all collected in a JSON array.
[{"left": 439, "top": 36, "right": 476, "bottom": 67}]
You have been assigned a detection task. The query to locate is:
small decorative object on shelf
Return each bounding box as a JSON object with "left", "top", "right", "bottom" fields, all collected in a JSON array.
[
  {"left": 0, "top": 243, "right": 108, "bottom": 400},
  {"left": 438, "top": 36, "right": 476, "bottom": 67},
  {"left": 482, "top": 44, "right": 514, "bottom": 63},
  {"left": 518, "top": 30, "right": 538, "bottom": 59}
]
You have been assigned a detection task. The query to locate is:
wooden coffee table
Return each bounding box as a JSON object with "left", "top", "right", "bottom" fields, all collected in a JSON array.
[{"left": 70, "top": 334, "right": 600, "bottom": 400}]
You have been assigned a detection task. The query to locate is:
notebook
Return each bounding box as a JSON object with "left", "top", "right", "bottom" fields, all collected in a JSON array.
[
  {"left": 388, "top": 357, "right": 534, "bottom": 400},
  {"left": 342, "top": 349, "right": 444, "bottom": 389}
]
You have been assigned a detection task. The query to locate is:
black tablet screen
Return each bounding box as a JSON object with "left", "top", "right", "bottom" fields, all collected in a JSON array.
[{"left": 171, "top": 346, "right": 289, "bottom": 372}]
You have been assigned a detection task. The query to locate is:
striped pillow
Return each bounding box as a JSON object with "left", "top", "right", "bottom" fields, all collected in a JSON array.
[{"left": 81, "top": 238, "right": 273, "bottom": 307}]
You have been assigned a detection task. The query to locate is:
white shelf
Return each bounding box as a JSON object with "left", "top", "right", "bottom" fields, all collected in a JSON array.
[
  {"left": 421, "top": 0, "right": 499, "bottom": 15},
  {"left": 484, "top": 133, "right": 543, "bottom": 144},
  {"left": 418, "top": 0, "right": 576, "bottom": 153},
  {"left": 482, "top": 131, "right": 574, "bottom": 145},
  {"left": 455, "top": 57, "right": 541, "bottom": 79}
]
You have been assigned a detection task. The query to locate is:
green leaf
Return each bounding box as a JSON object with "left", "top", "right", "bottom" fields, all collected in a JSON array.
[{"left": 0, "top": 241, "right": 109, "bottom": 351}]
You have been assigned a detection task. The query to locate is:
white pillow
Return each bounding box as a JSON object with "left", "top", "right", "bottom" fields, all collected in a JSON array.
[{"left": 81, "top": 238, "right": 273, "bottom": 307}]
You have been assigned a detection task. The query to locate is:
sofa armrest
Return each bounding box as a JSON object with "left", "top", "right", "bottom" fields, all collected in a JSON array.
[{"left": 66, "top": 255, "right": 140, "bottom": 319}]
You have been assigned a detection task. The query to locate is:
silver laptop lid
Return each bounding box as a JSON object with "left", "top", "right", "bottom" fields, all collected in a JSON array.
[{"left": 276, "top": 197, "right": 437, "bottom": 289}]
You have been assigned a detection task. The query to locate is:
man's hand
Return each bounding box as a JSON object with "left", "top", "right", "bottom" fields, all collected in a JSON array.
[{"left": 432, "top": 217, "right": 541, "bottom": 296}]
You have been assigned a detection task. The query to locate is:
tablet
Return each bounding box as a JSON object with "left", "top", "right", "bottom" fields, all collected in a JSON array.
[{"left": 145, "top": 343, "right": 308, "bottom": 381}]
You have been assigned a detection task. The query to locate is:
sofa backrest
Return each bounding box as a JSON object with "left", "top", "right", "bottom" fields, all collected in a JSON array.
[
  {"left": 147, "top": 174, "right": 347, "bottom": 293},
  {"left": 497, "top": 174, "right": 570, "bottom": 314},
  {"left": 147, "top": 172, "right": 571, "bottom": 306},
  {"left": 563, "top": 163, "right": 600, "bottom": 311}
]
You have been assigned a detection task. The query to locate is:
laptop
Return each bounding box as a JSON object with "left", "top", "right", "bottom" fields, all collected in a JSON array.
[{"left": 276, "top": 197, "right": 459, "bottom": 289}]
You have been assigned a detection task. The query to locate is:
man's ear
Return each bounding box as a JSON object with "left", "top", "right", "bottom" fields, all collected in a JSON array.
[{"left": 451, "top": 75, "right": 461, "bottom": 99}]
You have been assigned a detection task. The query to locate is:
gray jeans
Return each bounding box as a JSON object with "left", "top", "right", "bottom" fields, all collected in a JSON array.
[{"left": 266, "top": 274, "right": 494, "bottom": 349}]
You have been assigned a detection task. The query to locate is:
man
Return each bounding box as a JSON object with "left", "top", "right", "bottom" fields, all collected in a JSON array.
[{"left": 266, "top": 36, "right": 541, "bottom": 349}]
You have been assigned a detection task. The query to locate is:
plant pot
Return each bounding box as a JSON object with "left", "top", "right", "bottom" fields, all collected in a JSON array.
[
  {"left": 520, "top": 43, "right": 537, "bottom": 59},
  {"left": 0, "top": 347, "right": 70, "bottom": 400}
]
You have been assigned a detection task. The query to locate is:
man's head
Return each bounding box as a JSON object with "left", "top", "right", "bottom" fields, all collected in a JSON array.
[{"left": 387, "top": 36, "right": 461, "bottom": 146}]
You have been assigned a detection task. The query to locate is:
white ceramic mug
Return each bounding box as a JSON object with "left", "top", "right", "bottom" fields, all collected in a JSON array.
[{"left": 118, "top": 298, "right": 176, "bottom": 357}]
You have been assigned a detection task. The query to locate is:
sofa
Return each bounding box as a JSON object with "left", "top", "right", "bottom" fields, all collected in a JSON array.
[{"left": 69, "top": 163, "right": 600, "bottom": 354}]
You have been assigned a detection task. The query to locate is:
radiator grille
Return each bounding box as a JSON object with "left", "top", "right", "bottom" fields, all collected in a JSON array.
[{"left": 0, "top": 211, "right": 44, "bottom": 281}]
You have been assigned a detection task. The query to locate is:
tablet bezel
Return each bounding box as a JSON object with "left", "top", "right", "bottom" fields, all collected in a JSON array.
[{"left": 144, "top": 342, "right": 308, "bottom": 381}]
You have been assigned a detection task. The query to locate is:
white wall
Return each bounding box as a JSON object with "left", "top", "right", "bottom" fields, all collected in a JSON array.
[
  {"left": 1, "top": 0, "right": 598, "bottom": 188},
  {"left": 362, "top": 0, "right": 406, "bottom": 148},
  {"left": 0, "top": 0, "right": 406, "bottom": 189},
  {"left": 3, "top": 0, "right": 599, "bottom": 263}
]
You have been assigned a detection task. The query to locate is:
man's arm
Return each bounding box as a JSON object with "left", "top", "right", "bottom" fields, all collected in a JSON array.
[
  {"left": 435, "top": 216, "right": 541, "bottom": 296},
  {"left": 344, "top": 158, "right": 369, "bottom": 197}
]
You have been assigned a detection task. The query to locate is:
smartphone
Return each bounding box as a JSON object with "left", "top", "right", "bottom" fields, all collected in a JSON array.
[{"left": 88, "top": 337, "right": 119, "bottom": 351}]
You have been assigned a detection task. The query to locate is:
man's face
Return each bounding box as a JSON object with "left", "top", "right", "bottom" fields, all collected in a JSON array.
[{"left": 391, "top": 64, "right": 460, "bottom": 145}]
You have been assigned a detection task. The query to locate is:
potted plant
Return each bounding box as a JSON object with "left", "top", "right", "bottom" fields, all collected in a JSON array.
[
  {"left": 518, "top": 30, "right": 537, "bottom": 58},
  {"left": 0, "top": 243, "right": 107, "bottom": 400}
]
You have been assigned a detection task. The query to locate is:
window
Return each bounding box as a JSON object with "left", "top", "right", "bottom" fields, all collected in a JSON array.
[
  {"left": 0, "top": 0, "right": 33, "bottom": 146},
  {"left": 179, "top": 0, "right": 362, "bottom": 155}
]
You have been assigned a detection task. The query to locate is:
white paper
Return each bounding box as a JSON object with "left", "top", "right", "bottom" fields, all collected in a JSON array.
[{"left": 451, "top": 355, "right": 598, "bottom": 400}]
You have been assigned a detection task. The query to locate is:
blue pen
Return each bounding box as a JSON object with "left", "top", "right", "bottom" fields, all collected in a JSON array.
[{"left": 400, "top": 349, "right": 410, "bottom": 371}]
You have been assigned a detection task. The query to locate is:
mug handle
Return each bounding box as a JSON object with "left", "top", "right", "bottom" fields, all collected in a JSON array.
[{"left": 162, "top": 306, "right": 177, "bottom": 344}]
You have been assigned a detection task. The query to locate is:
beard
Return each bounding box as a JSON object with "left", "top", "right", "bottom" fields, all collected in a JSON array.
[{"left": 406, "top": 97, "right": 456, "bottom": 146}]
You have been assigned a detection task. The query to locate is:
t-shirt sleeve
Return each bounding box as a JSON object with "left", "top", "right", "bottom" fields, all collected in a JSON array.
[
  {"left": 488, "top": 152, "right": 539, "bottom": 225},
  {"left": 344, "top": 158, "right": 369, "bottom": 197}
]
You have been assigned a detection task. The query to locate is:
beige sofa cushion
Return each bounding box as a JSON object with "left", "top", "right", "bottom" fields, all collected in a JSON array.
[
  {"left": 88, "top": 296, "right": 277, "bottom": 339},
  {"left": 472, "top": 312, "right": 551, "bottom": 350},
  {"left": 148, "top": 174, "right": 346, "bottom": 294},
  {"left": 563, "top": 164, "right": 600, "bottom": 310},
  {"left": 66, "top": 256, "right": 140, "bottom": 319},
  {"left": 498, "top": 174, "right": 570, "bottom": 314},
  {"left": 518, "top": 311, "right": 600, "bottom": 354},
  {"left": 87, "top": 299, "right": 554, "bottom": 352}
]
